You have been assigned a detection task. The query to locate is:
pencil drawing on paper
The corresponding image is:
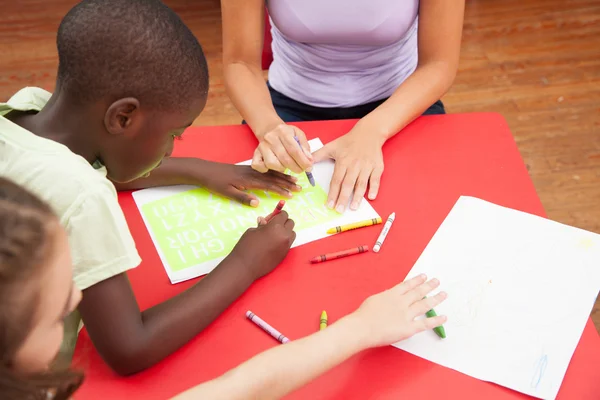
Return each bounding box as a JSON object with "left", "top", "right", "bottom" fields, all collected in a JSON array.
[{"left": 443, "top": 279, "right": 488, "bottom": 327}]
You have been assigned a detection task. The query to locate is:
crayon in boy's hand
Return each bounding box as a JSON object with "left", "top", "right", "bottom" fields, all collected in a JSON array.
[{"left": 265, "top": 200, "right": 286, "bottom": 222}]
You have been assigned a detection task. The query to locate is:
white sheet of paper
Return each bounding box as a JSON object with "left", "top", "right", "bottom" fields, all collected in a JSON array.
[
  {"left": 132, "top": 138, "right": 380, "bottom": 283},
  {"left": 393, "top": 196, "right": 600, "bottom": 399}
]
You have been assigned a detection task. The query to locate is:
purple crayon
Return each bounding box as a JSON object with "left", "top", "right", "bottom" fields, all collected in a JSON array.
[
  {"left": 293, "top": 136, "right": 316, "bottom": 187},
  {"left": 246, "top": 311, "right": 290, "bottom": 344}
]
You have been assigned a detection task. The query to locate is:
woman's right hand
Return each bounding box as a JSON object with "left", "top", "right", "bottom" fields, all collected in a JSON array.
[
  {"left": 353, "top": 274, "right": 448, "bottom": 348},
  {"left": 252, "top": 124, "right": 314, "bottom": 174}
]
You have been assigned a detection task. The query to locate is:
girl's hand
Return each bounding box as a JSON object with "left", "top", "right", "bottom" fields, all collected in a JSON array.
[{"left": 353, "top": 274, "right": 447, "bottom": 348}]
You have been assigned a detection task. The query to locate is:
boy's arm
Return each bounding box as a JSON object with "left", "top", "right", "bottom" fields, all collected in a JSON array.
[
  {"left": 78, "top": 212, "right": 296, "bottom": 376},
  {"left": 173, "top": 275, "right": 447, "bottom": 400},
  {"left": 112, "top": 157, "right": 300, "bottom": 206}
]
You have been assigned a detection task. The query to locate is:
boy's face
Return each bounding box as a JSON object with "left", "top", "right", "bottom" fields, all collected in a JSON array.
[{"left": 101, "top": 96, "right": 206, "bottom": 183}]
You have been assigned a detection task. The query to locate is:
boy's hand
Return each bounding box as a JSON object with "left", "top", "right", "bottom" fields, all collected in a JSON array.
[
  {"left": 353, "top": 274, "right": 447, "bottom": 348},
  {"left": 197, "top": 162, "right": 302, "bottom": 207},
  {"left": 230, "top": 211, "right": 296, "bottom": 280}
]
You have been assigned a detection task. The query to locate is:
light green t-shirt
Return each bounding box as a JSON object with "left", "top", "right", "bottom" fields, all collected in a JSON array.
[{"left": 0, "top": 87, "right": 142, "bottom": 358}]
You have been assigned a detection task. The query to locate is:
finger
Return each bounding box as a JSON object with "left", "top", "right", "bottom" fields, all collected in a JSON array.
[
  {"left": 271, "top": 136, "right": 304, "bottom": 174},
  {"left": 350, "top": 168, "right": 371, "bottom": 210},
  {"left": 410, "top": 292, "right": 448, "bottom": 318},
  {"left": 334, "top": 165, "right": 360, "bottom": 213},
  {"left": 292, "top": 127, "right": 313, "bottom": 161},
  {"left": 268, "top": 210, "right": 289, "bottom": 224},
  {"left": 327, "top": 163, "right": 347, "bottom": 210},
  {"left": 260, "top": 145, "right": 286, "bottom": 172},
  {"left": 257, "top": 216, "right": 268, "bottom": 226},
  {"left": 266, "top": 169, "right": 298, "bottom": 184},
  {"left": 311, "top": 143, "right": 334, "bottom": 164},
  {"left": 262, "top": 171, "right": 302, "bottom": 193},
  {"left": 282, "top": 130, "right": 313, "bottom": 172},
  {"left": 391, "top": 274, "right": 428, "bottom": 296},
  {"left": 413, "top": 315, "right": 448, "bottom": 334},
  {"left": 226, "top": 188, "right": 259, "bottom": 207},
  {"left": 284, "top": 217, "right": 295, "bottom": 230},
  {"left": 250, "top": 178, "right": 294, "bottom": 198},
  {"left": 368, "top": 165, "right": 384, "bottom": 200},
  {"left": 406, "top": 278, "right": 441, "bottom": 304},
  {"left": 252, "top": 148, "right": 268, "bottom": 173}
]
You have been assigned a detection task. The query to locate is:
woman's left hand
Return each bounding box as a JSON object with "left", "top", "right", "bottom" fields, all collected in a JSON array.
[{"left": 312, "top": 124, "right": 385, "bottom": 213}]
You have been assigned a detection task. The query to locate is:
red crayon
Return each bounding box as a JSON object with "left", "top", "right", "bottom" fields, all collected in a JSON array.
[
  {"left": 265, "top": 200, "right": 286, "bottom": 222},
  {"left": 310, "top": 245, "right": 369, "bottom": 264}
]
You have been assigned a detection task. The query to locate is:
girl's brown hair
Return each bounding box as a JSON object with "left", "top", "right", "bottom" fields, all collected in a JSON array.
[{"left": 0, "top": 177, "right": 83, "bottom": 399}]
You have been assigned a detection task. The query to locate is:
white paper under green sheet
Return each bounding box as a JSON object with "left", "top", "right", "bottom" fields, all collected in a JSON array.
[{"left": 132, "top": 138, "right": 380, "bottom": 283}]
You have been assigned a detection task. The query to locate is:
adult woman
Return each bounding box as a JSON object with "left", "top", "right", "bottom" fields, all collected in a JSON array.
[{"left": 222, "top": 0, "right": 464, "bottom": 212}]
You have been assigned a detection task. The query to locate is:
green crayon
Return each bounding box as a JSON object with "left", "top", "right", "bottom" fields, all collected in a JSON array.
[{"left": 425, "top": 307, "right": 446, "bottom": 339}]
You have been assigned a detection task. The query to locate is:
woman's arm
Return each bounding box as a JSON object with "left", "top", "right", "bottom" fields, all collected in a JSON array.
[
  {"left": 313, "top": 0, "right": 465, "bottom": 211},
  {"left": 173, "top": 275, "right": 447, "bottom": 400},
  {"left": 220, "top": 0, "right": 312, "bottom": 174}
]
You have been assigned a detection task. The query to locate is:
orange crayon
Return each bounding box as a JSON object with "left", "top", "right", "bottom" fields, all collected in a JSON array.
[
  {"left": 310, "top": 245, "right": 369, "bottom": 264},
  {"left": 265, "top": 200, "right": 286, "bottom": 222}
]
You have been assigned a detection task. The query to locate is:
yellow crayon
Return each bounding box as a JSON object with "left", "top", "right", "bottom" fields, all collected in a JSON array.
[
  {"left": 327, "top": 217, "right": 382, "bottom": 234},
  {"left": 320, "top": 311, "right": 328, "bottom": 330}
]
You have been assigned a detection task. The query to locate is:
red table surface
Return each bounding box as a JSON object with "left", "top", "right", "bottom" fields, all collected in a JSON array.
[{"left": 73, "top": 113, "right": 600, "bottom": 399}]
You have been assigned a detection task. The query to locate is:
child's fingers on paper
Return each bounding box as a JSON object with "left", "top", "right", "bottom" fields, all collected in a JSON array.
[
  {"left": 350, "top": 169, "right": 370, "bottom": 210},
  {"left": 266, "top": 170, "right": 298, "bottom": 184},
  {"left": 261, "top": 172, "right": 302, "bottom": 192},
  {"left": 254, "top": 180, "right": 294, "bottom": 198},
  {"left": 410, "top": 292, "right": 448, "bottom": 318},
  {"left": 406, "top": 278, "right": 441, "bottom": 304},
  {"left": 231, "top": 190, "right": 259, "bottom": 207},
  {"left": 414, "top": 315, "right": 447, "bottom": 333},
  {"left": 251, "top": 149, "right": 269, "bottom": 173},
  {"left": 368, "top": 165, "right": 384, "bottom": 201},
  {"left": 394, "top": 274, "right": 427, "bottom": 296}
]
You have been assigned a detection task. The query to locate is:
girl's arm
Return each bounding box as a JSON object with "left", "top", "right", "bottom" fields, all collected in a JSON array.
[{"left": 173, "top": 275, "right": 447, "bottom": 400}]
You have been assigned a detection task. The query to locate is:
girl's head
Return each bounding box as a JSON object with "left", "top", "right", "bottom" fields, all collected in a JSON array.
[{"left": 0, "top": 177, "right": 82, "bottom": 399}]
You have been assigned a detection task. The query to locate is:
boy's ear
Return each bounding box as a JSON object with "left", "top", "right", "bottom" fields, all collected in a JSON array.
[{"left": 104, "top": 98, "right": 141, "bottom": 135}]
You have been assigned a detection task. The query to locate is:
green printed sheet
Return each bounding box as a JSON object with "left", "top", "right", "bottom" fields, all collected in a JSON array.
[{"left": 133, "top": 138, "right": 380, "bottom": 283}]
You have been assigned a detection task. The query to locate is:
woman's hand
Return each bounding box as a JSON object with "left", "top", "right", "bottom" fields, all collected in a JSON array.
[
  {"left": 252, "top": 124, "right": 313, "bottom": 174},
  {"left": 312, "top": 123, "right": 385, "bottom": 213}
]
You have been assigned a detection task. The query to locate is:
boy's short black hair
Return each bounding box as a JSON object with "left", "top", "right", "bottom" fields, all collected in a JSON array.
[{"left": 56, "top": 0, "right": 209, "bottom": 110}]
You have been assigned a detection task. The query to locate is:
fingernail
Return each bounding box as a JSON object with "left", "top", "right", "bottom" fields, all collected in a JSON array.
[
  {"left": 295, "top": 185, "right": 302, "bottom": 191},
  {"left": 335, "top": 204, "right": 345, "bottom": 214},
  {"left": 250, "top": 199, "right": 259, "bottom": 207},
  {"left": 419, "top": 273, "right": 427, "bottom": 280},
  {"left": 327, "top": 201, "right": 334, "bottom": 209},
  {"left": 285, "top": 190, "right": 293, "bottom": 198},
  {"left": 431, "top": 278, "right": 439, "bottom": 285},
  {"left": 290, "top": 175, "right": 298, "bottom": 182},
  {"left": 439, "top": 291, "right": 448, "bottom": 299},
  {"left": 350, "top": 202, "right": 359, "bottom": 210},
  {"left": 368, "top": 194, "right": 376, "bottom": 200}
]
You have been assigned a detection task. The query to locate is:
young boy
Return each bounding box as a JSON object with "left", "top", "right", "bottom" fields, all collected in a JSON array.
[{"left": 0, "top": 0, "right": 300, "bottom": 375}]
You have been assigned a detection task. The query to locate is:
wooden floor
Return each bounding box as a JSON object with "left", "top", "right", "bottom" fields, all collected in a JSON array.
[{"left": 1, "top": 0, "right": 599, "bottom": 332}]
